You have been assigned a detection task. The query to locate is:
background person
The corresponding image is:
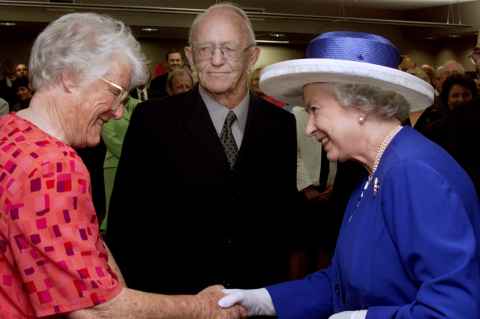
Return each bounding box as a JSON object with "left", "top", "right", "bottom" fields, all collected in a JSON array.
[
  {"left": 420, "top": 73, "right": 477, "bottom": 145},
  {"left": 15, "top": 63, "right": 28, "bottom": 79},
  {"left": 166, "top": 66, "right": 194, "bottom": 96},
  {"left": 10, "top": 76, "right": 33, "bottom": 111},
  {"left": 101, "top": 96, "right": 141, "bottom": 233},
  {"left": 148, "top": 48, "right": 184, "bottom": 98}
]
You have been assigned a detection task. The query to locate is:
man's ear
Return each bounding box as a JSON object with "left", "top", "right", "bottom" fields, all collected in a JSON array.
[
  {"left": 248, "top": 46, "right": 261, "bottom": 70},
  {"left": 184, "top": 46, "right": 194, "bottom": 69}
]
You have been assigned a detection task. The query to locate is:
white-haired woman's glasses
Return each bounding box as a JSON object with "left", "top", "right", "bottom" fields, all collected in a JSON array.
[{"left": 100, "top": 77, "right": 129, "bottom": 112}]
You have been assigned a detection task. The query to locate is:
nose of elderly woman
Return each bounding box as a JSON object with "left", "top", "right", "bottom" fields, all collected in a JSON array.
[{"left": 111, "top": 103, "right": 124, "bottom": 120}]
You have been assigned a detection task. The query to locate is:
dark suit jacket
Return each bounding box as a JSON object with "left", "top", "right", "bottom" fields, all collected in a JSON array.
[
  {"left": 106, "top": 86, "right": 299, "bottom": 294},
  {"left": 75, "top": 141, "right": 107, "bottom": 223},
  {"left": 0, "top": 78, "right": 16, "bottom": 106},
  {"left": 437, "top": 99, "right": 480, "bottom": 196},
  {"left": 147, "top": 73, "right": 168, "bottom": 99}
]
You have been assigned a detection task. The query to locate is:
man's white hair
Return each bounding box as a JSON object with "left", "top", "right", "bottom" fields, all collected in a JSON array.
[{"left": 188, "top": 2, "right": 256, "bottom": 46}]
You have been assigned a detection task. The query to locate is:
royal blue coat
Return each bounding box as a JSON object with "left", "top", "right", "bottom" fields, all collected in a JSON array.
[{"left": 268, "top": 127, "right": 480, "bottom": 319}]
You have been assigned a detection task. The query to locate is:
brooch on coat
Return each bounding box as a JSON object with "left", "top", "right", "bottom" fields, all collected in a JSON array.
[{"left": 373, "top": 177, "right": 380, "bottom": 195}]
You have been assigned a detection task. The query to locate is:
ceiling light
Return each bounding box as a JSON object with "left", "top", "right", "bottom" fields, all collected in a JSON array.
[
  {"left": 0, "top": 22, "right": 16, "bottom": 26},
  {"left": 449, "top": 34, "right": 460, "bottom": 38},
  {"left": 256, "top": 40, "right": 290, "bottom": 44},
  {"left": 270, "top": 32, "right": 285, "bottom": 38},
  {"left": 141, "top": 27, "right": 158, "bottom": 32}
]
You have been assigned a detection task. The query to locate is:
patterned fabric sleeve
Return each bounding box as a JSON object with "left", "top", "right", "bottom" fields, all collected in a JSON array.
[{"left": 4, "top": 147, "right": 122, "bottom": 317}]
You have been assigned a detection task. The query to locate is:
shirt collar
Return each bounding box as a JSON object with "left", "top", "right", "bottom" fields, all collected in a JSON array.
[{"left": 199, "top": 85, "right": 249, "bottom": 135}]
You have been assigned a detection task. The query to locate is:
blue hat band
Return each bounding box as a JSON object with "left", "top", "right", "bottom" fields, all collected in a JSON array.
[{"left": 306, "top": 32, "right": 400, "bottom": 69}]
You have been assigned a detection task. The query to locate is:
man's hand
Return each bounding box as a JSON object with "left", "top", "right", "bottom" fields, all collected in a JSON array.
[
  {"left": 194, "top": 285, "right": 247, "bottom": 319},
  {"left": 218, "top": 288, "right": 275, "bottom": 316}
]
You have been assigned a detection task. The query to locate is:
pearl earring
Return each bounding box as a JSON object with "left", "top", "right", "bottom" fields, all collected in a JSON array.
[{"left": 358, "top": 116, "right": 365, "bottom": 124}]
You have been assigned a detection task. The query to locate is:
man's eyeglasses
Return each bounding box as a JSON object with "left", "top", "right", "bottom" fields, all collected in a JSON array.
[
  {"left": 192, "top": 43, "right": 255, "bottom": 61},
  {"left": 100, "top": 77, "right": 129, "bottom": 112}
]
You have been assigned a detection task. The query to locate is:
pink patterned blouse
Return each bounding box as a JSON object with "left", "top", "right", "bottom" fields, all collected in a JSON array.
[{"left": 0, "top": 114, "right": 122, "bottom": 318}]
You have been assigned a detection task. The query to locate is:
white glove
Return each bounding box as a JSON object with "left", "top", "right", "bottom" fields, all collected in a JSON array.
[
  {"left": 329, "top": 310, "right": 368, "bottom": 319},
  {"left": 218, "top": 288, "right": 276, "bottom": 316}
]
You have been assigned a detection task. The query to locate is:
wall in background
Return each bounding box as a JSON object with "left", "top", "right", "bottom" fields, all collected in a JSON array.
[
  {"left": 0, "top": 35, "right": 35, "bottom": 67},
  {"left": 403, "top": 36, "right": 477, "bottom": 71},
  {"left": 0, "top": 31, "right": 476, "bottom": 79},
  {"left": 0, "top": 34, "right": 305, "bottom": 78},
  {"left": 255, "top": 45, "right": 305, "bottom": 69}
]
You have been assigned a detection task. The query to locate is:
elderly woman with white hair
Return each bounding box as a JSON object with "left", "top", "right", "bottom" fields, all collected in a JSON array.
[
  {"left": 219, "top": 32, "right": 480, "bottom": 318},
  {"left": 0, "top": 13, "right": 244, "bottom": 319}
]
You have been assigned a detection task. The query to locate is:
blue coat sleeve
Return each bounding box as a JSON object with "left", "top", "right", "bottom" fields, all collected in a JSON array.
[
  {"left": 367, "top": 161, "right": 480, "bottom": 318},
  {"left": 267, "top": 266, "right": 335, "bottom": 319}
]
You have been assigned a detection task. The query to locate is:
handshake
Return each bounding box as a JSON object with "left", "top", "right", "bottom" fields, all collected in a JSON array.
[
  {"left": 197, "top": 286, "right": 366, "bottom": 319},
  {"left": 194, "top": 286, "right": 275, "bottom": 319}
]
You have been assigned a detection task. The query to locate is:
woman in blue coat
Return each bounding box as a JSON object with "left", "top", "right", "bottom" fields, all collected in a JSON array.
[{"left": 218, "top": 31, "right": 480, "bottom": 319}]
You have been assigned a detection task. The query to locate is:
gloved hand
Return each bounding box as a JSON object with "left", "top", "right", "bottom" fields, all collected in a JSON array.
[
  {"left": 218, "top": 288, "right": 276, "bottom": 316},
  {"left": 329, "top": 310, "right": 368, "bottom": 319}
]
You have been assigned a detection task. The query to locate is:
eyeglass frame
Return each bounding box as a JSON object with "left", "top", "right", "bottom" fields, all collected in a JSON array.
[
  {"left": 190, "top": 42, "right": 256, "bottom": 61},
  {"left": 100, "top": 77, "right": 129, "bottom": 112}
]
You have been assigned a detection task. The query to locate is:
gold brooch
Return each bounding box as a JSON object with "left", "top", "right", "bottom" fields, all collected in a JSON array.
[{"left": 373, "top": 177, "right": 380, "bottom": 195}]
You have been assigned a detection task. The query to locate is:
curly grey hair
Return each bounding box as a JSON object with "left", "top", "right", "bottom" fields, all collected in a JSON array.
[
  {"left": 333, "top": 84, "right": 411, "bottom": 123},
  {"left": 29, "top": 12, "right": 148, "bottom": 91},
  {"left": 188, "top": 2, "right": 256, "bottom": 46}
]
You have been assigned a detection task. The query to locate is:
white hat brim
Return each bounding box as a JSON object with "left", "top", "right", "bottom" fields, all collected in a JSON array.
[{"left": 259, "top": 59, "right": 434, "bottom": 112}]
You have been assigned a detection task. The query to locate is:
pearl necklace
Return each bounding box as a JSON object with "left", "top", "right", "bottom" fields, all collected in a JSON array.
[
  {"left": 370, "top": 125, "right": 403, "bottom": 177},
  {"left": 350, "top": 125, "right": 403, "bottom": 220}
]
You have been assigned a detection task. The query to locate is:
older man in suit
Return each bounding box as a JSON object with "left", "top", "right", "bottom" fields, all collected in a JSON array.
[{"left": 106, "top": 2, "right": 300, "bottom": 300}]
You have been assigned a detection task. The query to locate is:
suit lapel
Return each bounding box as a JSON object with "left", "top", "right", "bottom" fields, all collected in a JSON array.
[
  {"left": 184, "top": 87, "right": 231, "bottom": 170},
  {"left": 235, "top": 94, "right": 262, "bottom": 169}
]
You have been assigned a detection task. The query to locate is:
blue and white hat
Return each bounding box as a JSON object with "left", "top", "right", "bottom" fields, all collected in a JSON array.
[{"left": 260, "top": 31, "right": 434, "bottom": 111}]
